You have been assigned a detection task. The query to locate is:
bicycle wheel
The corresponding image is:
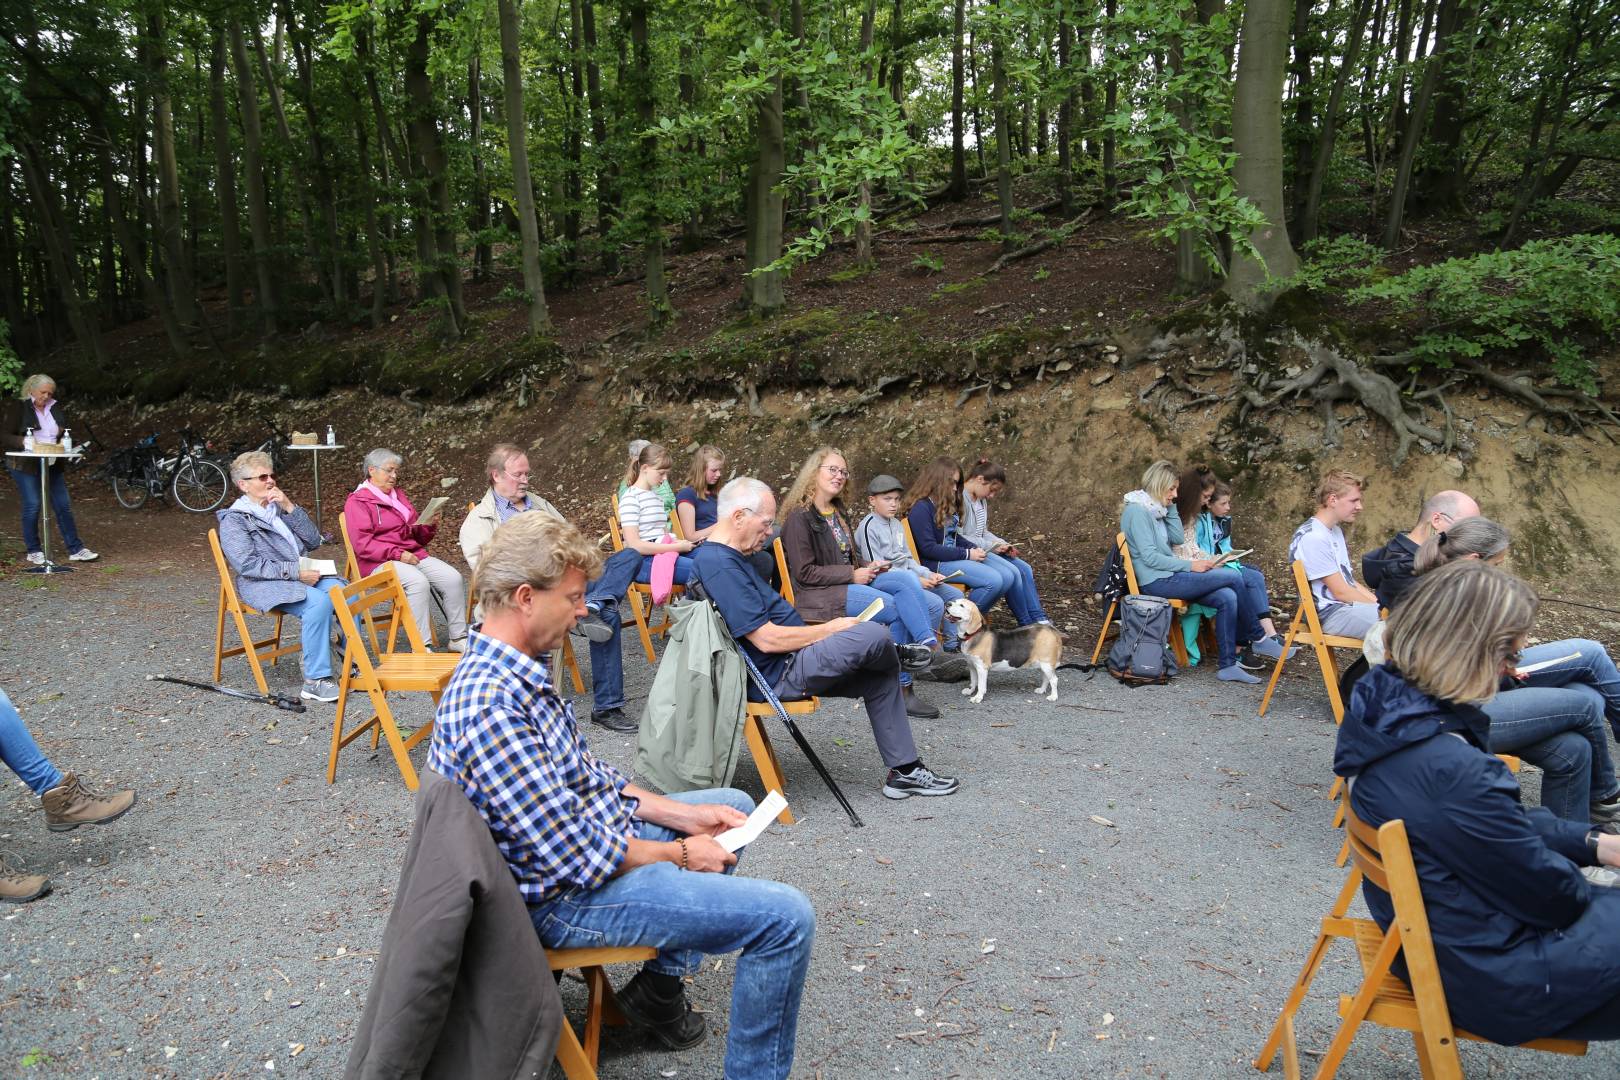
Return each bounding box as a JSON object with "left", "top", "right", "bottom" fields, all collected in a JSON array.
[
  {"left": 111, "top": 473, "right": 148, "bottom": 510},
  {"left": 172, "top": 458, "right": 229, "bottom": 512}
]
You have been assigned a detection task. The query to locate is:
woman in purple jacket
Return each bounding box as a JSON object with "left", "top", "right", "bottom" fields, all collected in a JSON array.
[
  {"left": 902, "top": 457, "right": 1008, "bottom": 619},
  {"left": 344, "top": 448, "right": 467, "bottom": 651}
]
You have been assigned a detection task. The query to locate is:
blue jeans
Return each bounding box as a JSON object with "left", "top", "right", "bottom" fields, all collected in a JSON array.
[
  {"left": 528, "top": 789, "right": 815, "bottom": 1080},
  {"left": 1518, "top": 639, "right": 1620, "bottom": 742},
  {"left": 1233, "top": 565, "right": 1272, "bottom": 643},
  {"left": 583, "top": 548, "right": 644, "bottom": 712},
  {"left": 845, "top": 583, "right": 918, "bottom": 687},
  {"left": 1141, "top": 568, "right": 1245, "bottom": 669},
  {"left": 9, "top": 463, "right": 83, "bottom": 556},
  {"left": 938, "top": 558, "right": 1008, "bottom": 616},
  {"left": 981, "top": 552, "right": 1048, "bottom": 624},
  {"left": 0, "top": 688, "right": 64, "bottom": 795},
  {"left": 633, "top": 553, "right": 695, "bottom": 587},
  {"left": 869, "top": 571, "right": 943, "bottom": 646},
  {"left": 274, "top": 577, "right": 344, "bottom": 680}
]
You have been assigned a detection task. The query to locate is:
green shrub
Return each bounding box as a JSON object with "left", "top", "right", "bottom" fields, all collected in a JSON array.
[
  {"left": 1349, "top": 234, "right": 1620, "bottom": 394},
  {"left": 0, "top": 320, "right": 19, "bottom": 396},
  {"left": 910, "top": 253, "right": 945, "bottom": 275}
]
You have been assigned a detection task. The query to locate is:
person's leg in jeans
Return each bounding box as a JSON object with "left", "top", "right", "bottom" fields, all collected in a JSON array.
[
  {"left": 777, "top": 622, "right": 918, "bottom": 768},
  {"left": 1318, "top": 602, "right": 1380, "bottom": 639},
  {"left": 1003, "top": 553, "right": 1049, "bottom": 623},
  {"left": 587, "top": 616, "right": 626, "bottom": 714},
  {"left": 869, "top": 572, "right": 940, "bottom": 646},
  {"left": 1140, "top": 569, "right": 1244, "bottom": 669},
  {"left": 415, "top": 556, "right": 468, "bottom": 642},
  {"left": 844, "top": 583, "right": 911, "bottom": 687},
  {"left": 530, "top": 787, "right": 814, "bottom": 1080},
  {"left": 633, "top": 554, "right": 696, "bottom": 586},
  {"left": 925, "top": 585, "right": 958, "bottom": 648},
  {"left": 1516, "top": 639, "right": 1620, "bottom": 742},
  {"left": 982, "top": 552, "right": 1045, "bottom": 624},
  {"left": 9, "top": 467, "right": 41, "bottom": 555},
  {"left": 0, "top": 688, "right": 65, "bottom": 795},
  {"left": 937, "top": 559, "right": 1005, "bottom": 616},
  {"left": 1483, "top": 684, "right": 1618, "bottom": 821},
  {"left": 1233, "top": 565, "right": 1270, "bottom": 643},
  {"left": 44, "top": 464, "right": 84, "bottom": 554},
  {"left": 587, "top": 547, "right": 642, "bottom": 612},
  {"left": 275, "top": 576, "right": 346, "bottom": 680}
]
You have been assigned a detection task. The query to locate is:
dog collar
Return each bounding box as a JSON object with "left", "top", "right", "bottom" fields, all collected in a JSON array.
[{"left": 959, "top": 625, "right": 985, "bottom": 641}]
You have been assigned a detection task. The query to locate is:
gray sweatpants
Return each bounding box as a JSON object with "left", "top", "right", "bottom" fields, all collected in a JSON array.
[
  {"left": 774, "top": 622, "right": 917, "bottom": 769},
  {"left": 1320, "top": 601, "right": 1380, "bottom": 639}
]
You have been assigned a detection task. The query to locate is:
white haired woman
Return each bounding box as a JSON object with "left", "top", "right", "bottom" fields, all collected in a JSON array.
[
  {"left": 218, "top": 451, "right": 347, "bottom": 701},
  {"left": 343, "top": 449, "right": 467, "bottom": 650},
  {"left": 3, "top": 374, "right": 96, "bottom": 564}
]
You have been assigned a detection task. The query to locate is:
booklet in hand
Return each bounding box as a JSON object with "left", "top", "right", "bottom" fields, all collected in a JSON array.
[
  {"left": 716, "top": 791, "right": 790, "bottom": 852},
  {"left": 299, "top": 556, "right": 339, "bottom": 578},
  {"left": 856, "top": 596, "right": 887, "bottom": 622},
  {"left": 416, "top": 496, "right": 451, "bottom": 526},
  {"left": 1215, "top": 548, "right": 1254, "bottom": 566}
]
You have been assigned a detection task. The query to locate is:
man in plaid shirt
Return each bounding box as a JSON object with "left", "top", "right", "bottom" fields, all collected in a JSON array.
[{"left": 428, "top": 511, "right": 814, "bottom": 1079}]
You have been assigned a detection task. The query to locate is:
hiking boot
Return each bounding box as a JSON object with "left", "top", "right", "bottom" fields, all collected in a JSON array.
[
  {"left": 896, "top": 643, "right": 934, "bottom": 673},
  {"left": 42, "top": 773, "right": 137, "bottom": 833},
  {"left": 0, "top": 856, "right": 49, "bottom": 904},
  {"left": 614, "top": 970, "right": 708, "bottom": 1051},
  {"left": 302, "top": 678, "right": 340, "bottom": 702},
  {"left": 577, "top": 608, "right": 616, "bottom": 644},
  {"left": 1582, "top": 865, "right": 1620, "bottom": 888},
  {"left": 882, "top": 764, "right": 960, "bottom": 800},
  {"left": 591, "top": 707, "right": 638, "bottom": 734},
  {"left": 903, "top": 686, "right": 941, "bottom": 719}
]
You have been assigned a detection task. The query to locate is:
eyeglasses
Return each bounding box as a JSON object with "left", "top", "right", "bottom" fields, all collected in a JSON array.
[
  {"left": 821, "top": 465, "right": 849, "bottom": 479},
  {"left": 248, "top": 473, "right": 276, "bottom": 483},
  {"left": 1504, "top": 649, "right": 1523, "bottom": 668}
]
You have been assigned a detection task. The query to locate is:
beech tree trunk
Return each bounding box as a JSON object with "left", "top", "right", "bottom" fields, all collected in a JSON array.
[
  {"left": 17, "top": 140, "right": 108, "bottom": 365},
  {"left": 1382, "top": 0, "right": 1466, "bottom": 247},
  {"left": 498, "top": 0, "right": 554, "bottom": 334},
  {"left": 1224, "top": 0, "right": 1300, "bottom": 308},
  {"left": 209, "top": 30, "right": 245, "bottom": 333},
  {"left": 948, "top": 0, "right": 968, "bottom": 200},
  {"left": 147, "top": 13, "right": 200, "bottom": 325},
  {"left": 628, "top": 0, "right": 667, "bottom": 312},
  {"left": 1300, "top": 0, "right": 1375, "bottom": 242},
  {"left": 227, "top": 16, "right": 279, "bottom": 336},
  {"left": 742, "top": 0, "right": 786, "bottom": 313},
  {"left": 992, "top": 0, "right": 1014, "bottom": 250},
  {"left": 404, "top": 8, "right": 467, "bottom": 335}
]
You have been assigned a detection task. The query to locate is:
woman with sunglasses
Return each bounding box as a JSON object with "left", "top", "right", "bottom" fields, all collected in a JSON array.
[
  {"left": 1336, "top": 559, "right": 1620, "bottom": 1045},
  {"left": 217, "top": 451, "right": 347, "bottom": 701}
]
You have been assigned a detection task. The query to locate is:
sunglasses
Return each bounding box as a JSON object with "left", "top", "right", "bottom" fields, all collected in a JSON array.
[{"left": 249, "top": 473, "right": 276, "bottom": 483}]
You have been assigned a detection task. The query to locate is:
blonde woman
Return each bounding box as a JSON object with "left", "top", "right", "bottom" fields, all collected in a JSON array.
[
  {"left": 1335, "top": 559, "right": 1620, "bottom": 1044},
  {"left": 4, "top": 374, "right": 97, "bottom": 563},
  {"left": 1120, "top": 460, "right": 1265, "bottom": 682},
  {"left": 675, "top": 445, "right": 727, "bottom": 540}
]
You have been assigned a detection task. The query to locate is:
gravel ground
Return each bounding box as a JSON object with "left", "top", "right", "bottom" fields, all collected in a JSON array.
[{"left": 1, "top": 492, "right": 1617, "bottom": 1078}]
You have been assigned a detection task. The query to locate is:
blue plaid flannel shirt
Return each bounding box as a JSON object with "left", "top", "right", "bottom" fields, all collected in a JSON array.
[{"left": 427, "top": 631, "right": 639, "bottom": 905}]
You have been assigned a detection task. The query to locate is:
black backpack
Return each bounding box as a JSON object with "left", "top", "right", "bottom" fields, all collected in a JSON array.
[
  {"left": 1106, "top": 594, "right": 1178, "bottom": 686},
  {"left": 1093, "top": 543, "right": 1127, "bottom": 606}
]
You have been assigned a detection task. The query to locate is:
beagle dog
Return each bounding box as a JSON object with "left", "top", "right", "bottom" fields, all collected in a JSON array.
[{"left": 946, "top": 596, "right": 1082, "bottom": 704}]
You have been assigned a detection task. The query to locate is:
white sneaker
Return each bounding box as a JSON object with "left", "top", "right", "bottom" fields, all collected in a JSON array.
[
  {"left": 68, "top": 548, "right": 99, "bottom": 562},
  {"left": 1581, "top": 865, "right": 1620, "bottom": 888},
  {"left": 24, "top": 552, "right": 44, "bottom": 566}
]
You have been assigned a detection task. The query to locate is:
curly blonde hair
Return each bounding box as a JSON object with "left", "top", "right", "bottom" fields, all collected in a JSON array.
[{"left": 778, "top": 446, "right": 847, "bottom": 522}]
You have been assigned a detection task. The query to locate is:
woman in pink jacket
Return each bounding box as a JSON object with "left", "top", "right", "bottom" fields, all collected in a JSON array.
[{"left": 343, "top": 448, "right": 467, "bottom": 650}]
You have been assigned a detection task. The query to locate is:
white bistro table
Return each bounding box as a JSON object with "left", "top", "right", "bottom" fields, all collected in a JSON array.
[
  {"left": 283, "top": 443, "right": 346, "bottom": 538},
  {"left": 6, "top": 449, "right": 84, "bottom": 574}
]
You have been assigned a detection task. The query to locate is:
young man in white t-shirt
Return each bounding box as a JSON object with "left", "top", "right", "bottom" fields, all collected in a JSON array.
[{"left": 1288, "top": 469, "right": 1380, "bottom": 639}]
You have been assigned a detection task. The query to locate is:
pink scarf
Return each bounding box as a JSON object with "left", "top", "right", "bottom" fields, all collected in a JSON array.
[{"left": 360, "top": 480, "right": 410, "bottom": 520}]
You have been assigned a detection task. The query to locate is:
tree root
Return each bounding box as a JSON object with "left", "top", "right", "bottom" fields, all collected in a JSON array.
[{"left": 948, "top": 197, "right": 1064, "bottom": 229}]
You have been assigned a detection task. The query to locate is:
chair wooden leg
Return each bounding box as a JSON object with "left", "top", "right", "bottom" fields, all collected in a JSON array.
[
  {"left": 268, "top": 613, "right": 285, "bottom": 668},
  {"left": 368, "top": 688, "right": 421, "bottom": 791},
  {"left": 628, "top": 590, "right": 658, "bottom": 665},
  {"left": 1280, "top": 1014, "right": 1301, "bottom": 1080},
  {"left": 553, "top": 1023, "right": 598, "bottom": 1080},
  {"left": 1259, "top": 610, "right": 1305, "bottom": 717},
  {"left": 232, "top": 608, "right": 272, "bottom": 696},
  {"left": 213, "top": 592, "right": 229, "bottom": 684},
  {"left": 1256, "top": 926, "right": 1339, "bottom": 1073},
  {"left": 1091, "top": 601, "right": 1116, "bottom": 664},
  {"left": 1170, "top": 629, "right": 1190, "bottom": 669},
  {"left": 1319, "top": 641, "right": 1347, "bottom": 724},
  {"left": 743, "top": 716, "right": 795, "bottom": 824},
  {"left": 563, "top": 638, "right": 586, "bottom": 695}
]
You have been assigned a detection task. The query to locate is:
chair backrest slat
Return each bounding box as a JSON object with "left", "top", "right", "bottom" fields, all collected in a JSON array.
[
  {"left": 772, "top": 538, "right": 796, "bottom": 606},
  {"left": 210, "top": 529, "right": 247, "bottom": 612},
  {"left": 330, "top": 565, "right": 430, "bottom": 666},
  {"left": 339, "top": 511, "right": 362, "bottom": 583},
  {"left": 1116, "top": 532, "right": 1143, "bottom": 594}
]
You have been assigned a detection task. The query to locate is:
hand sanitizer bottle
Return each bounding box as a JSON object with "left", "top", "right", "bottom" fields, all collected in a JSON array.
[
  {"left": 326, "top": 424, "right": 336, "bottom": 446},
  {"left": 61, "top": 429, "right": 72, "bottom": 453},
  {"left": 22, "top": 427, "right": 33, "bottom": 452}
]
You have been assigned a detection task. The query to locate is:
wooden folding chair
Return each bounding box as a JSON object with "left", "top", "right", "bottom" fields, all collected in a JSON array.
[
  {"left": 607, "top": 494, "right": 685, "bottom": 664},
  {"left": 1255, "top": 799, "right": 1585, "bottom": 1078},
  {"left": 340, "top": 510, "right": 440, "bottom": 653},
  {"left": 209, "top": 529, "right": 302, "bottom": 695},
  {"left": 326, "top": 568, "right": 460, "bottom": 791},
  {"left": 1259, "top": 560, "right": 1368, "bottom": 724},
  {"left": 1090, "top": 532, "right": 1196, "bottom": 668},
  {"left": 548, "top": 945, "right": 660, "bottom": 1079}
]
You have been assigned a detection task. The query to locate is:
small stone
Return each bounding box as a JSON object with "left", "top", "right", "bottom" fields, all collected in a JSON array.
[
  {"left": 1090, "top": 372, "right": 1114, "bottom": 386},
  {"left": 440, "top": 477, "right": 459, "bottom": 489}
]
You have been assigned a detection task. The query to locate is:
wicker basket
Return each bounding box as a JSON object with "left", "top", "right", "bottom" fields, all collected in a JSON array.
[
  {"left": 290, "top": 432, "right": 319, "bottom": 446},
  {"left": 32, "top": 442, "right": 63, "bottom": 455}
]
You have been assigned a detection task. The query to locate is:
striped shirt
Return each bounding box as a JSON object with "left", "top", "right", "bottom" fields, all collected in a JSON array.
[{"left": 427, "top": 631, "right": 638, "bottom": 905}]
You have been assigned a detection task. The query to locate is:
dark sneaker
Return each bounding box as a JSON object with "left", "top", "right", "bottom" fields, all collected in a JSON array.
[
  {"left": 302, "top": 677, "right": 341, "bottom": 702},
  {"left": 614, "top": 970, "right": 708, "bottom": 1050},
  {"left": 896, "top": 643, "right": 934, "bottom": 672},
  {"left": 903, "top": 686, "right": 940, "bottom": 719},
  {"left": 577, "top": 608, "right": 616, "bottom": 644},
  {"left": 591, "top": 708, "right": 638, "bottom": 734},
  {"left": 0, "top": 856, "right": 48, "bottom": 903},
  {"left": 882, "top": 764, "right": 960, "bottom": 800},
  {"left": 1236, "top": 649, "right": 1266, "bottom": 671},
  {"left": 42, "top": 773, "right": 137, "bottom": 832},
  {"left": 1591, "top": 797, "right": 1620, "bottom": 826}
]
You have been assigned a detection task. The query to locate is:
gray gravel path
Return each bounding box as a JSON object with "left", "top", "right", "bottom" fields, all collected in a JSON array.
[{"left": 1, "top": 516, "right": 1616, "bottom": 1078}]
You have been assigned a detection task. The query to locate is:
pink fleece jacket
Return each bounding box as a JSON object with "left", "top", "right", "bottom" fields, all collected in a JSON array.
[{"left": 344, "top": 486, "right": 437, "bottom": 575}]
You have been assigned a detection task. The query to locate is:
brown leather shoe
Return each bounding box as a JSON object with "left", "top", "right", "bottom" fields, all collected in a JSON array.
[
  {"left": 0, "top": 856, "right": 49, "bottom": 903},
  {"left": 41, "top": 773, "right": 137, "bottom": 833}
]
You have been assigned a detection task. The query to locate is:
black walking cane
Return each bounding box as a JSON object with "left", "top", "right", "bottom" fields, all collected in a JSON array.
[{"left": 147, "top": 674, "right": 308, "bottom": 713}]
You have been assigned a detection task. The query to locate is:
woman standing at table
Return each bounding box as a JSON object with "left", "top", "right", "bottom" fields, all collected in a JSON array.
[
  {"left": 344, "top": 448, "right": 467, "bottom": 651},
  {"left": 3, "top": 374, "right": 97, "bottom": 564}
]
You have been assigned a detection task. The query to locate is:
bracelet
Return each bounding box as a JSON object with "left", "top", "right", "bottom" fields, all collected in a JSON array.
[
  {"left": 676, "top": 837, "right": 689, "bottom": 871},
  {"left": 1588, "top": 829, "right": 1602, "bottom": 861}
]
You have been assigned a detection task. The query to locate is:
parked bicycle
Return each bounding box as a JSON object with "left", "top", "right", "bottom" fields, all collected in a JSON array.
[{"left": 103, "top": 428, "right": 230, "bottom": 512}]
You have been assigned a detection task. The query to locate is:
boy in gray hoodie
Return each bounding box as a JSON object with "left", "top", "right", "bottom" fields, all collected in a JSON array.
[{"left": 854, "top": 475, "right": 961, "bottom": 650}]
